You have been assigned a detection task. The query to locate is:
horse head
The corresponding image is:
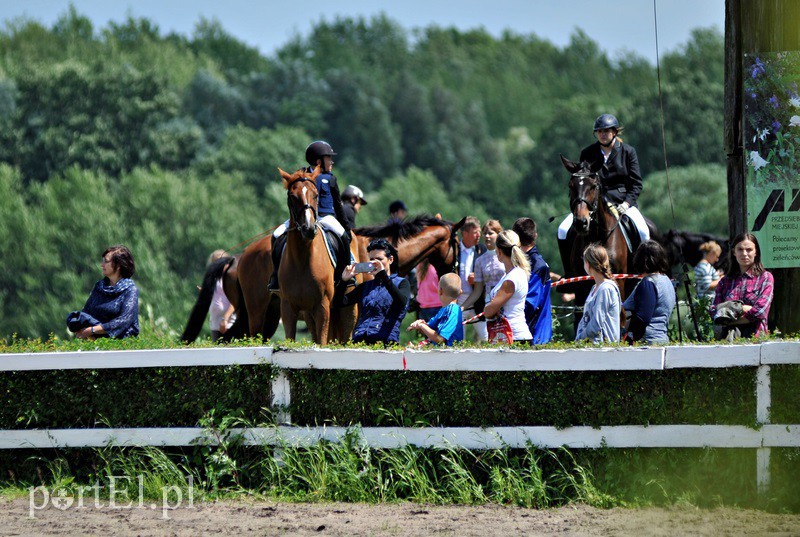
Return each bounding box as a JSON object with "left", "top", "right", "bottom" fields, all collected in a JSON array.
[
  {"left": 561, "top": 155, "right": 603, "bottom": 235},
  {"left": 280, "top": 166, "right": 321, "bottom": 241}
]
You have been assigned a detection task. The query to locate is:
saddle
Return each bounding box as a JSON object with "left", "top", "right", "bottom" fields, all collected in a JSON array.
[
  {"left": 618, "top": 214, "right": 642, "bottom": 254},
  {"left": 607, "top": 202, "right": 641, "bottom": 254}
]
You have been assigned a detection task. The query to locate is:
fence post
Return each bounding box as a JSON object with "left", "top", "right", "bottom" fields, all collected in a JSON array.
[
  {"left": 271, "top": 370, "right": 291, "bottom": 425},
  {"left": 756, "top": 364, "right": 771, "bottom": 495}
]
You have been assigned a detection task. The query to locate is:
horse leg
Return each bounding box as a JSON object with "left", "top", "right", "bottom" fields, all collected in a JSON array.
[
  {"left": 261, "top": 295, "right": 282, "bottom": 340},
  {"left": 281, "top": 301, "right": 298, "bottom": 341},
  {"left": 238, "top": 236, "right": 276, "bottom": 338},
  {"left": 312, "top": 300, "right": 331, "bottom": 345}
]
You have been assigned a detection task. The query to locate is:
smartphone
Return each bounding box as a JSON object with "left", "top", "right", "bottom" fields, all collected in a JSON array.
[{"left": 354, "top": 262, "right": 376, "bottom": 273}]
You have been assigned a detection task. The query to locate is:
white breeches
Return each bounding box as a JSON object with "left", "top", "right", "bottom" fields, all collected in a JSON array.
[
  {"left": 557, "top": 208, "right": 649, "bottom": 242},
  {"left": 274, "top": 215, "right": 345, "bottom": 238}
]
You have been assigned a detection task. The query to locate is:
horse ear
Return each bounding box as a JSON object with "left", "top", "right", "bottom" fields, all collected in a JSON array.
[
  {"left": 451, "top": 217, "right": 467, "bottom": 234},
  {"left": 588, "top": 159, "right": 603, "bottom": 174},
  {"left": 310, "top": 165, "right": 321, "bottom": 180},
  {"left": 560, "top": 154, "right": 580, "bottom": 175},
  {"left": 278, "top": 168, "right": 292, "bottom": 189}
]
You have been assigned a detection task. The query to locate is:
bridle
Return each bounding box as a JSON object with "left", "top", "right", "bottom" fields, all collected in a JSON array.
[
  {"left": 286, "top": 176, "right": 318, "bottom": 231},
  {"left": 447, "top": 228, "right": 460, "bottom": 274},
  {"left": 570, "top": 170, "right": 601, "bottom": 221}
]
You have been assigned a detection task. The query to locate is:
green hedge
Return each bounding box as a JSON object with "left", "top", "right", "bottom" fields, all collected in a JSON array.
[
  {"left": 1, "top": 356, "right": 798, "bottom": 430},
  {"left": 0, "top": 365, "right": 275, "bottom": 429}
]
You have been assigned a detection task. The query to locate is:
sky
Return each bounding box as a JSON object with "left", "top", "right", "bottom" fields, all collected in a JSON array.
[{"left": 1, "top": 0, "right": 724, "bottom": 64}]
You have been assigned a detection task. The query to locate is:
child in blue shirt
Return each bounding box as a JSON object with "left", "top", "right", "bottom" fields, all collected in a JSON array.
[{"left": 408, "top": 273, "right": 463, "bottom": 346}]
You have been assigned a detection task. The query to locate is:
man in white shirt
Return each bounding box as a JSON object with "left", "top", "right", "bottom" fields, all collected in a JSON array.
[{"left": 457, "top": 217, "right": 487, "bottom": 340}]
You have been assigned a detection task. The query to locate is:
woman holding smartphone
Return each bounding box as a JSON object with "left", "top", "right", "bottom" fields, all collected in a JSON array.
[{"left": 336, "top": 239, "right": 410, "bottom": 345}]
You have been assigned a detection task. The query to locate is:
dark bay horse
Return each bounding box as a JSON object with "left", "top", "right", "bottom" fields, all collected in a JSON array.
[{"left": 558, "top": 155, "right": 659, "bottom": 308}]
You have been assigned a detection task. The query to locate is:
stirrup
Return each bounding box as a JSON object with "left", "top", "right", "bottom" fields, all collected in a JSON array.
[{"left": 267, "top": 275, "right": 280, "bottom": 293}]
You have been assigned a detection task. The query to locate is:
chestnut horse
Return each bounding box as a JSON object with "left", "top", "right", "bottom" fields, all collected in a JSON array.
[
  {"left": 355, "top": 215, "right": 465, "bottom": 277},
  {"left": 181, "top": 215, "right": 463, "bottom": 343},
  {"left": 558, "top": 155, "right": 658, "bottom": 310},
  {"left": 277, "top": 166, "right": 358, "bottom": 344}
]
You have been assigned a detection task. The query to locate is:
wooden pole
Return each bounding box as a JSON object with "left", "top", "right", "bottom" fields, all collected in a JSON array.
[{"left": 727, "top": 0, "right": 800, "bottom": 335}]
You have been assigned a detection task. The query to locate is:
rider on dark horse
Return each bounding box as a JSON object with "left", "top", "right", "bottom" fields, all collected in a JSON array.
[
  {"left": 268, "top": 140, "right": 352, "bottom": 292},
  {"left": 557, "top": 114, "right": 650, "bottom": 262}
]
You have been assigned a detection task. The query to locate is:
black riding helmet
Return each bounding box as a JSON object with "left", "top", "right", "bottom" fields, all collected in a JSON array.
[
  {"left": 305, "top": 141, "right": 336, "bottom": 167},
  {"left": 593, "top": 114, "right": 619, "bottom": 132}
]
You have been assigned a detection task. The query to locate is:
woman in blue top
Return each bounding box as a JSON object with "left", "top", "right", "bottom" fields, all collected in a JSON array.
[
  {"left": 337, "top": 239, "right": 410, "bottom": 345},
  {"left": 67, "top": 245, "right": 140, "bottom": 339},
  {"left": 622, "top": 240, "right": 677, "bottom": 344}
]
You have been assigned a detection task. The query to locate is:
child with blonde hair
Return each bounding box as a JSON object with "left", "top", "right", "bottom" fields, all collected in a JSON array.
[{"left": 408, "top": 273, "right": 464, "bottom": 346}]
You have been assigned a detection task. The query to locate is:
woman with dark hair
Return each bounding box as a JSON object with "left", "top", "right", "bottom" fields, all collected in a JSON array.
[
  {"left": 622, "top": 240, "right": 677, "bottom": 344},
  {"left": 710, "top": 232, "right": 774, "bottom": 338},
  {"left": 336, "top": 238, "right": 410, "bottom": 345},
  {"left": 67, "top": 245, "right": 140, "bottom": 339}
]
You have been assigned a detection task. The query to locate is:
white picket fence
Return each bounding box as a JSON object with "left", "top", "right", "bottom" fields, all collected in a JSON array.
[{"left": 2, "top": 341, "right": 799, "bottom": 493}]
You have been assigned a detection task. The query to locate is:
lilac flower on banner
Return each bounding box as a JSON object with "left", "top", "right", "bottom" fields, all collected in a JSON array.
[
  {"left": 749, "top": 151, "right": 768, "bottom": 170},
  {"left": 751, "top": 57, "right": 766, "bottom": 78},
  {"left": 772, "top": 120, "right": 781, "bottom": 133},
  {"left": 769, "top": 95, "right": 780, "bottom": 108}
]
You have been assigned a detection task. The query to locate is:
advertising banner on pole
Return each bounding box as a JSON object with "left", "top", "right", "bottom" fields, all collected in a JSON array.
[{"left": 743, "top": 52, "right": 800, "bottom": 269}]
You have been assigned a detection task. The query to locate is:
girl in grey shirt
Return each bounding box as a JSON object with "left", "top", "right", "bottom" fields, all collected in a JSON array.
[{"left": 575, "top": 244, "right": 621, "bottom": 343}]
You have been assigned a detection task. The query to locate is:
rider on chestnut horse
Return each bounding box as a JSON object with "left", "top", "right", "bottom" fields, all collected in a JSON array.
[
  {"left": 268, "top": 140, "right": 352, "bottom": 292},
  {"left": 557, "top": 114, "right": 650, "bottom": 265}
]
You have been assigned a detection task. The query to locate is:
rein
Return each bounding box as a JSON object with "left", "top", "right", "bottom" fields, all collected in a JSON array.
[{"left": 570, "top": 172, "right": 622, "bottom": 242}]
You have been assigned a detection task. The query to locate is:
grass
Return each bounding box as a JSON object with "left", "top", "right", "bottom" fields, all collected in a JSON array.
[{"left": 2, "top": 433, "right": 797, "bottom": 512}]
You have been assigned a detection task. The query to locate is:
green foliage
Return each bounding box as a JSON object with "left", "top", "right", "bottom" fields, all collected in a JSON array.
[
  {"left": 638, "top": 163, "right": 728, "bottom": 235},
  {"left": 288, "top": 368, "right": 757, "bottom": 428},
  {"left": 357, "top": 167, "right": 490, "bottom": 225},
  {"left": 0, "top": 9, "right": 728, "bottom": 339}
]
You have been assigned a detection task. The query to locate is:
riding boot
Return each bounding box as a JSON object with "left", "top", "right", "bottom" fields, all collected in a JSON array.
[
  {"left": 268, "top": 234, "right": 286, "bottom": 293},
  {"left": 337, "top": 231, "right": 356, "bottom": 288},
  {"left": 557, "top": 237, "right": 573, "bottom": 277}
]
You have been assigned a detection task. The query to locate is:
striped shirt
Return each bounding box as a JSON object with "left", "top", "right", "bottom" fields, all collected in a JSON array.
[
  {"left": 694, "top": 260, "right": 719, "bottom": 300},
  {"left": 710, "top": 270, "right": 774, "bottom": 337}
]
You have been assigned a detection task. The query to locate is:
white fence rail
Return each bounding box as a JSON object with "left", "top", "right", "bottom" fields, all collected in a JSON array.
[{"left": 2, "top": 341, "right": 799, "bottom": 493}]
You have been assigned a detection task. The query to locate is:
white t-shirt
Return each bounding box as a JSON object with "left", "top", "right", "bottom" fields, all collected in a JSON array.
[
  {"left": 488, "top": 267, "right": 532, "bottom": 341},
  {"left": 209, "top": 279, "right": 236, "bottom": 331}
]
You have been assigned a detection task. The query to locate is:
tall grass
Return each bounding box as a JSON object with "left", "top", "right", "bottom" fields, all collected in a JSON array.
[{"left": 3, "top": 430, "right": 798, "bottom": 512}]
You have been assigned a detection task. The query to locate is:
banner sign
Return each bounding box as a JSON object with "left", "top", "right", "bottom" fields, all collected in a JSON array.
[{"left": 743, "top": 52, "right": 800, "bottom": 268}]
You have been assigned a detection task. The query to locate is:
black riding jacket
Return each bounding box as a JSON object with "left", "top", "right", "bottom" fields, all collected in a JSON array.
[{"left": 579, "top": 140, "right": 643, "bottom": 207}]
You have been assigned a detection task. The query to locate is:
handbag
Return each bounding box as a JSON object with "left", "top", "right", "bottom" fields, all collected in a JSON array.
[{"left": 486, "top": 315, "right": 514, "bottom": 344}]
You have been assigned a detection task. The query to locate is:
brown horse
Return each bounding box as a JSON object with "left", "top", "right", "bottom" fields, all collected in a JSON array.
[
  {"left": 181, "top": 215, "right": 461, "bottom": 343},
  {"left": 558, "top": 155, "right": 657, "bottom": 308},
  {"left": 355, "top": 215, "right": 465, "bottom": 277},
  {"left": 276, "top": 166, "right": 358, "bottom": 344}
]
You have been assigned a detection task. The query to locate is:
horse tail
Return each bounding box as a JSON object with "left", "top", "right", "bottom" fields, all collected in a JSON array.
[{"left": 180, "top": 257, "right": 234, "bottom": 343}]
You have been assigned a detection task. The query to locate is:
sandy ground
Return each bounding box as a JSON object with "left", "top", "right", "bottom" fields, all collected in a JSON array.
[{"left": 2, "top": 498, "right": 800, "bottom": 536}]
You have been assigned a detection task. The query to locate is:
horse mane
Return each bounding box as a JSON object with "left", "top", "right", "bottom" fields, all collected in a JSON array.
[{"left": 355, "top": 214, "right": 453, "bottom": 241}]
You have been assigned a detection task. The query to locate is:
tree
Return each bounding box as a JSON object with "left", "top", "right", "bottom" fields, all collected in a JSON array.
[
  {"left": 10, "top": 62, "right": 181, "bottom": 181},
  {"left": 637, "top": 164, "right": 728, "bottom": 236},
  {"left": 193, "top": 124, "right": 309, "bottom": 193}
]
